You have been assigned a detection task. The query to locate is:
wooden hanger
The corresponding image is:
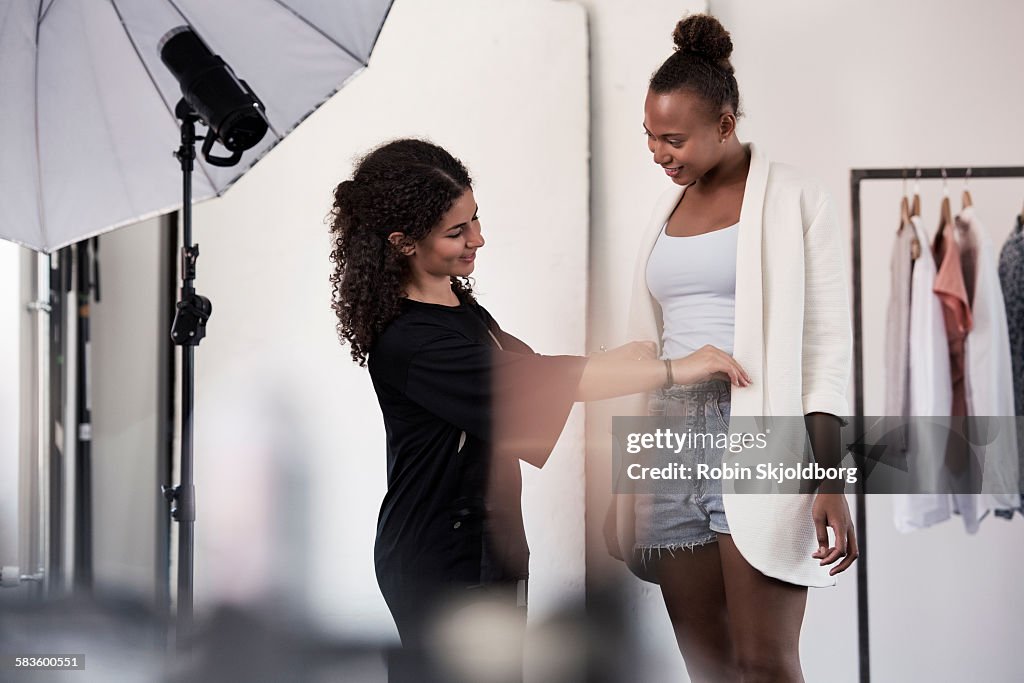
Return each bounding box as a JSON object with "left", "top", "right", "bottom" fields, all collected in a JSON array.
[
  {"left": 937, "top": 169, "right": 958, "bottom": 258},
  {"left": 940, "top": 195, "right": 953, "bottom": 230},
  {"left": 911, "top": 168, "right": 921, "bottom": 217},
  {"left": 961, "top": 168, "right": 973, "bottom": 209},
  {"left": 908, "top": 202, "right": 921, "bottom": 260},
  {"left": 900, "top": 170, "right": 921, "bottom": 258},
  {"left": 935, "top": 168, "right": 954, "bottom": 249},
  {"left": 941, "top": 168, "right": 953, "bottom": 226},
  {"left": 899, "top": 170, "right": 911, "bottom": 229}
]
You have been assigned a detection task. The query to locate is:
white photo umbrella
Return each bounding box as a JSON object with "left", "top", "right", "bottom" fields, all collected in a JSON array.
[{"left": 0, "top": 0, "right": 393, "bottom": 253}]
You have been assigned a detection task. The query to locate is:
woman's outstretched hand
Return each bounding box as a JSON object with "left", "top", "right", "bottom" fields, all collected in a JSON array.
[
  {"left": 576, "top": 342, "right": 742, "bottom": 402},
  {"left": 670, "top": 345, "right": 751, "bottom": 387}
]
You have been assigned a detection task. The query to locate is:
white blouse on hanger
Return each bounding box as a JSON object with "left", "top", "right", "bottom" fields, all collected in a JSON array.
[{"left": 893, "top": 216, "right": 954, "bottom": 531}]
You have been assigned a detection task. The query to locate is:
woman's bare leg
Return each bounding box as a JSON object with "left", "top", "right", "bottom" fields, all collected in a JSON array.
[
  {"left": 718, "top": 533, "right": 807, "bottom": 683},
  {"left": 654, "top": 541, "right": 740, "bottom": 682}
]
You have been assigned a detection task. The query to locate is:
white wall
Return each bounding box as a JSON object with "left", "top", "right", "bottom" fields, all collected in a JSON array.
[
  {"left": 711, "top": 1, "right": 1024, "bottom": 680},
  {"left": 181, "top": 0, "right": 590, "bottom": 644}
]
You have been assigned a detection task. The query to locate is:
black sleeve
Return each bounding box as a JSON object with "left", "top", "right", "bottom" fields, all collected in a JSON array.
[
  {"left": 405, "top": 332, "right": 588, "bottom": 468},
  {"left": 495, "top": 329, "right": 534, "bottom": 354},
  {"left": 477, "top": 305, "right": 534, "bottom": 354}
]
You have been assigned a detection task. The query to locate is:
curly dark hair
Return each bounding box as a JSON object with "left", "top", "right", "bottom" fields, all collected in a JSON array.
[
  {"left": 650, "top": 14, "right": 742, "bottom": 119},
  {"left": 328, "top": 138, "right": 476, "bottom": 365}
]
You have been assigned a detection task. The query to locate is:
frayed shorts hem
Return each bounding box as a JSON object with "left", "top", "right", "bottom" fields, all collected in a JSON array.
[{"left": 634, "top": 530, "right": 732, "bottom": 570}]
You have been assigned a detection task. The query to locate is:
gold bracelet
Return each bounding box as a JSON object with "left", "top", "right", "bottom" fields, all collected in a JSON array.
[{"left": 662, "top": 359, "right": 674, "bottom": 390}]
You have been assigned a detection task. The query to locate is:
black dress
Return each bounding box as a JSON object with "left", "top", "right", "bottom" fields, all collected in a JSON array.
[{"left": 367, "top": 294, "right": 586, "bottom": 676}]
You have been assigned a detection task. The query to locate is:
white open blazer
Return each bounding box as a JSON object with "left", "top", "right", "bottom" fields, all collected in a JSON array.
[{"left": 616, "top": 143, "right": 852, "bottom": 587}]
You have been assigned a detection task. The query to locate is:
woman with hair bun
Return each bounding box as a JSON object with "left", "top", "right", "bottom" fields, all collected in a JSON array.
[
  {"left": 606, "top": 13, "right": 858, "bottom": 682},
  {"left": 329, "top": 138, "right": 749, "bottom": 682}
]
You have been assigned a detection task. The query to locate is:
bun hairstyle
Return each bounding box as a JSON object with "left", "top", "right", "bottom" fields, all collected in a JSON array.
[
  {"left": 650, "top": 14, "right": 742, "bottom": 118},
  {"left": 673, "top": 13, "right": 733, "bottom": 63},
  {"left": 328, "top": 138, "right": 475, "bottom": 365}
]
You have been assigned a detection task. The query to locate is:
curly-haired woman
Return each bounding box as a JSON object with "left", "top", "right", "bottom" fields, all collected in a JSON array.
[
  {"left": 605, "top": 13, "right": 859, "bottom": 682},
  {"left": 328, "top": 138, "right": 749, "bottom": 682}
]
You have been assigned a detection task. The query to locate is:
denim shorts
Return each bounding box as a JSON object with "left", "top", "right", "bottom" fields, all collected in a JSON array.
[{"left": 633, "top": 379, "right": 732, "bottom": 567}]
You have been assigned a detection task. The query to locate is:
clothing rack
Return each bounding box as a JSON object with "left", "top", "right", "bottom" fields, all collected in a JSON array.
[{"left": 849, "top": 165, "right": 1024, "bottom": 683}]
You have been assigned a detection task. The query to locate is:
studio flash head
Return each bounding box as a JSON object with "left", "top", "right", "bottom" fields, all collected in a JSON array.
[{"left": 159, "top": 26, "right": 269, "bottom": 165}]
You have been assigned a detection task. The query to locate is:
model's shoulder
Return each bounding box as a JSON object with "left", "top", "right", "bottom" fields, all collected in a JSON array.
[
  {"left": 471, "top": 301, "right": 499, "bottom": 327},
  {"left": 767, "top": 161, "right": 832, "bottom": 211},
  {"left": 372, "top": 310, "right": 442, "bottom": 358},
  {"left": 768, "top": 161, "right": 827, "bottom": 193},
  {"left": 369, "top": 312, "right": 455, "bottom": 387}
]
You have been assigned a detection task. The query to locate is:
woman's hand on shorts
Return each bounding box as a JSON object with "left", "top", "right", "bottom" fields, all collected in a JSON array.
[
  {"left": 670, "top": 345, "right": 750, "bottom": 387},
  {"left": 811, "top": 493, "right": 859, "bottom": 576}
]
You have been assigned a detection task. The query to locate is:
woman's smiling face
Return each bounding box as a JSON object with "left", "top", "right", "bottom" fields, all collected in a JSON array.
[
  {"left": 644, "top": 89, "right": 729, "bottom": 186},
  {"left": 406, "top": 188, "right": 484, "bottom": 280}
]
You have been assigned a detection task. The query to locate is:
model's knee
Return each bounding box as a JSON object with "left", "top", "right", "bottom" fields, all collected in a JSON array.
[
  {"left": 679, "top": 651, "right": 740, "bottom": 683},
  {"left": 735, "top": 651, "right": 802, "bottom": 683}
]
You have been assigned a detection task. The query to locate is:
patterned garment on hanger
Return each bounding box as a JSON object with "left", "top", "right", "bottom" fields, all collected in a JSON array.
[
  {"left": 999, "top": 215, "right": 1024, "bottom": 415},
  {"left": 995, "top": 214, "right": 1024, "bottom": 518}
]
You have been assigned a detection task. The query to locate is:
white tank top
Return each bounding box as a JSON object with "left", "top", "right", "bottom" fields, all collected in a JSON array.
[{"left": 646, "top": 222, "right": 738, "bottom": 359}]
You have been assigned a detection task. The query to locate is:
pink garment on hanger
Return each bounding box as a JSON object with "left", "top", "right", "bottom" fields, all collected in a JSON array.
[{"left": 933, "top": 230, "right": 973, "bottom": 417}]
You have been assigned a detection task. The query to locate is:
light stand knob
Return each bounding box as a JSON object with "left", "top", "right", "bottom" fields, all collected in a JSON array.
[
  {"left": 0, "top": 566, "right": 18, "bottom": 587},
  {"left": 0, "top": 566, "right": 41, "bottom": 587}
]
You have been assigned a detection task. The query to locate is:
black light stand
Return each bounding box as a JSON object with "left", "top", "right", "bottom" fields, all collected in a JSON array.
[
  {"left": 162, "top": 99, "right": 213, "bottom": 649},
  {"left": 72, "top": 238, "right": 100, "bottom": 594},
  {"left": 47, "top": 249, "right": 71, "bottom": 596},
  {"left": 157, "top": 24, "right": 267, "bottom": 651}
]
